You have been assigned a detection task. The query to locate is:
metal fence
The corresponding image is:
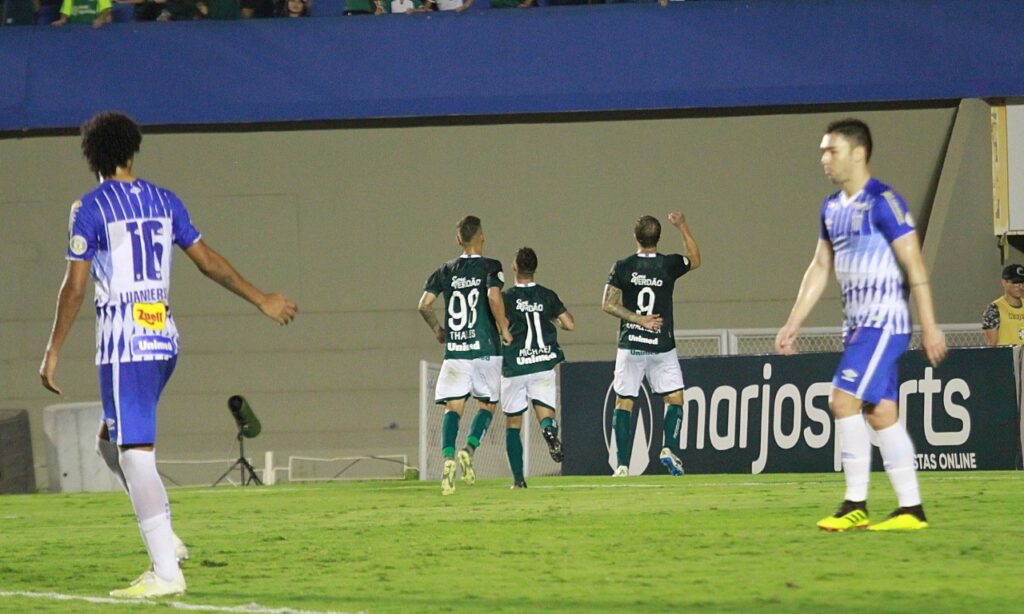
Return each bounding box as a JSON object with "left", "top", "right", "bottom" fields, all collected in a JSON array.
[{"left": 675, "top": 324, "right": 985, "bottom": 357}]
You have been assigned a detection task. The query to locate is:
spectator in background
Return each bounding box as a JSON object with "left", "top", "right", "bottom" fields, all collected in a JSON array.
[
  {"left": 277, "top": 0, "right": 308, "bottom": 16},
  {"left": 420, "top": 0, "right": 472, "bottom": 13},
  {"left": 241, "top": 0, "right": 272, "bottom": 17},
  {"left": 386, "top": 0, "right": 417, "bottom": 13},
  {"left": 982, "top": 264, "right": 1024, "bottom": 346},
  {"left": 52, "top": 0, "right": 111, "bottom": 27}
]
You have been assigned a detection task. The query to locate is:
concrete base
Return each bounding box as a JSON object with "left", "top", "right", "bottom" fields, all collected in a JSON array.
[{"left": 43, "top": 402, "right": 122, "bottom": 493}]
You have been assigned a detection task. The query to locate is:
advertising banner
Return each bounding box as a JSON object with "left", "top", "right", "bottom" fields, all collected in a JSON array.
[{"left": 562, "top": 348, "right": 1021, "bottom": 475}]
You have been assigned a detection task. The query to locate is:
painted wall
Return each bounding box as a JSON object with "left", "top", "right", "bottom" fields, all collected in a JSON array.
[{"left": 1, "top": 102, "right": 1001, "bottom": 488}]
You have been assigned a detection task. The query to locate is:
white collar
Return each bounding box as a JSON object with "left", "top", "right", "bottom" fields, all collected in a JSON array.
[
  {"left": 636, "top": 252, "right": 657, "bottom": 258},
  {"left": 839, "top": 189, "right": 864, "bottom": 206},
  {"left": 515, "top": 282, "right": 536, "bottom": 287},
  {"left": 459, "top": 254, "right": 482, "bottom": 259}
]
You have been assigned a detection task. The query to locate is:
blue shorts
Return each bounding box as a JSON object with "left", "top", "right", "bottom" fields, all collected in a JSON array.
[
  {"left": 832, "top": 328, "right": 909, "bottom": 405},
  {"left": 99, "top": 357, "right": 177, "bottom": 446}
]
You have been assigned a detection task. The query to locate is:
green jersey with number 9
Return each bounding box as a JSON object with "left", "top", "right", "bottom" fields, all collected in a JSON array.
[
  {"left": 607, "top": 253, "right": 691, "bottom": 353},
  {"left": 424, "top": 255, "right": 505, "bottom": 359}
]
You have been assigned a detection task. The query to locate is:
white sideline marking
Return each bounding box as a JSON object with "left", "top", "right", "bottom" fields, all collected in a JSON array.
[{"left": 0, "top": 591, "right": 361, "bottom": 614}]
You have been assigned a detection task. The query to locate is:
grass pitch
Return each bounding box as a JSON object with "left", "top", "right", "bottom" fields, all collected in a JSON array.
[{"left": 2, "top": 472, "right": 1023, "bottom": 613}]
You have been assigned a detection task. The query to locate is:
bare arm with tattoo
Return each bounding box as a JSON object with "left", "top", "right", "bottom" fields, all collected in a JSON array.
[
  {"left": 184, "top": 239, "right": 297, "bottom": 325},
  {"left": 602, "top": 284, "right": 662, "bottom": 332},
  {"left": 418, "top": 291, "right": 445, "bottom": 344}
]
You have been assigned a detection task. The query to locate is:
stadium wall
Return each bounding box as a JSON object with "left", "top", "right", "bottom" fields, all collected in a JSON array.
[
  {"left": 1, "top": 0, "right": 1023, "bottom": 131},
  {"left": 0, "top": 101, "right": 1003, "bottom": 488}
]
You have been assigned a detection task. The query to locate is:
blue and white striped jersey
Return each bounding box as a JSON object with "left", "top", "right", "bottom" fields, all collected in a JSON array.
[
  {"left": 819, "top": 178, "right": 916, "bottom": 336},
  {"left": 66, "top": 179, "right": 201, "bottom": 365}
]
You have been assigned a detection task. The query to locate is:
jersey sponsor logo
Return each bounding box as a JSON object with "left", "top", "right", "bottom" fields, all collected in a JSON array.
[
  {"left": 130, "top": 186, "right": 142, "bottom": 195},
  {"left": 630, "top": 272, "right": 664, "bottom": 287},
  {"left": 515, "top": 347, "right": 559, "bottom": 366},
  {"left": 131, "top": 335, "right": 177, "bottom": 356},
  {"left": 69, "top": 235, "right": 88, "bottom": 256},
  {"left": 627, "top": 334, "right": 658, "bottom": 345},
  {"left": 447, "top": 341, "right": 482, "bottom": 352},
  {"left": 451, "top": 276, "right": 482, "bottom": 290},
  {"left": 133, "top": 302, "right": 167, "bottom": 331},
  {"left": 515, "top": 299, "right": 544, "bottom": 313}
]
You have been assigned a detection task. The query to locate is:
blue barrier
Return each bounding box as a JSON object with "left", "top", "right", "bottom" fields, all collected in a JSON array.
[{"left": 1, "top": 0, "right": 1022, "bottom": 131}]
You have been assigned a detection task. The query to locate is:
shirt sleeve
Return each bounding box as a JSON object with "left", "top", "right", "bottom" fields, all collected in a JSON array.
[
  {"left": 423, "top": 268, "right": 442, "bottom": 295},
  {"left": 168, "top": 192, "right": 202, "bottom": 249},
  {"left": 96, "top": 0, "right": 112, "bottom": 11},
  {"left": 873, "top": 190, "right": 916, "bottom": 244},
  {"left": 669, "top": 254, "right": 692, "bottom": 279},
  {"left": 66, "top": 201, "right": 101, "bottom": 261},
  {"left": 818, "top": 198, "right": 831, "bottom": 242},
  {"left": 486, "top": 259, "right": 504, "bottom": 290},
  {"left": 550, "top": 290, "right": 567, "bottom": 317},
  {"left": 606, "top": 261, "right": 622, "bottom": 289},
  {"left": 59, "top": 0, "right": 71, "bottom": 16},
  {"left": 981, "top": 303, "right": 1000, "bottom": 330}
]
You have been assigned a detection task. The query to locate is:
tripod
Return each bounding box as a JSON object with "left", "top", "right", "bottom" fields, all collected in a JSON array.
[{"left": 212, "top": 427, "right": 262, "bottom": 486}]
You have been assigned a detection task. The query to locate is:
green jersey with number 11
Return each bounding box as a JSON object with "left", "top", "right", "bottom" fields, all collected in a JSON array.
[
  {"left": 607, "top": 253, "right": 691, "bottom": 353},
  {"left": 424, "top": 255, "right": 504, "bottom": 360},
  {"left": 502, "top": 283, "right": 567, "bottom": 377}
]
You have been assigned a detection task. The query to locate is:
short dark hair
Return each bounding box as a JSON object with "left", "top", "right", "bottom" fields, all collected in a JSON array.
[
  {"left": 634, "top": 215, "right": 661, "bottom": 248},
  {"left": 80, "top": 111, "right": 142, "bottom": 178},
  {"left": 825, "top": 118, "right": 872, "bottom": 162},
  {"left": 456, "top": 216, "right": 482, "bottom": 244},
  {"left": 515, "top": 247, "right": 538, "bottom": 275}
]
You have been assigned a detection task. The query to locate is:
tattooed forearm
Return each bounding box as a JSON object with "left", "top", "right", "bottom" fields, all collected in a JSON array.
[{"left": 602, "top": 286, "right": 640, "bottom": 324}]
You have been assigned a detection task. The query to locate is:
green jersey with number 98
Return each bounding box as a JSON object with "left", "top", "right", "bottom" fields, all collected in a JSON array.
[
  {"left": 501, "top": 283, "right": 567, "bottom": 377},
  {"left": 424, "top": 254, "right": 505, "bottom": 359},
  {"left": 607, "top": 253, "right": 691, "bottom": 353}
]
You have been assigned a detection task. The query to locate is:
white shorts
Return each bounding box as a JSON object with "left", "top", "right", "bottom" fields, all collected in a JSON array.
[
  {"left": 435, "top": 356, "right": 502, "bottom": 405},
  {"left": 500, "top": 370, "right": 557, "bottom": 415},
  {"left": 613, "top": 348, "right": 685, "bottom": 398}
]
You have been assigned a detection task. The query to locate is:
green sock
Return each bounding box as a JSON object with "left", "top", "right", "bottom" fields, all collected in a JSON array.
[
  {"left": 441, "top": 411, "right": 460, "bottom": 459},
  {"left": 466, "top": 409, "right": 493, "bottom": 450},
  {"left": 540, "top": 417, "right": 556, "bottom": 434},
  {"left": 613, "top": 408, "right": 632, "bottom": 467},
  {"left": 664, "top": 404, "right": 682, "bottom": 451},
  {"left": 505, "top": 428, "right": 524, "bottom": 482}
]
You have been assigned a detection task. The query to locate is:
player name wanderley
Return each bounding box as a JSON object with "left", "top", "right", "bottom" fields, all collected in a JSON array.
[
  {"left": 119, "top": 288, "right": 168, "bottom": 304},
  {"left": 451, "top": 276, "right": 481, "bottom": 290},
  {"left": 630, "top": 273, "right": 663, "bottom": 287}
]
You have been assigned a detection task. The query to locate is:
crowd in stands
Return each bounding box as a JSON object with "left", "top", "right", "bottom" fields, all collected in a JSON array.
[{"left": 2, "top": 0, "right": 668, "bottom": 25}]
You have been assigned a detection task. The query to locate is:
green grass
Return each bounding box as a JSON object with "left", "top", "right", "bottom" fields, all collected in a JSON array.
[{"left": 2, "top": 472, "right": 1023, "bottom": 613}]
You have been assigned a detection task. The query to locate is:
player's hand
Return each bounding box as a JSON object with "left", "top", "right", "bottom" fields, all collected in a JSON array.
[
  {"left": 434, "top": 326, "right": 445, "bottom": 344},
  {"left": 668, "top": 212, "right": 686, "bottom": 227},
  {"left": 774, "top": 323, "right": 798, "bottom": 355},
  {"left": 638, "top": 314, "right": 663, "bottom": 332},
  {"left": 921, "top": 325, "right": 947, "bottom": 367},
  {"left": 259, "top": 293, "right": 298, "bottom": 325},
  {"left": 40, "top": 351, "right": 62, "bottom": 395},
  {"left": 501, "top": 329, "right": 513, "bottom": 346}
]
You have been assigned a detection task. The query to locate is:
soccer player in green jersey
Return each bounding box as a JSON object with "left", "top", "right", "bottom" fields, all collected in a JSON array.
[
  {"left": 501, "top": 247, "right": 575, "bottom": 488},
  {"left": 602, "top": 212, "right": 701, "bottom": 477},
  {"left": 419, "top": 216, "right": 512, "bottom": 495}
]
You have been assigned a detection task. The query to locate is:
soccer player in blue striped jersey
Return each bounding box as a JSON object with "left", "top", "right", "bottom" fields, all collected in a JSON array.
[
  {"left": 40, "top": 112, "right": 298, "bottom": 598},
  {"left": 775, "top": 118, "right": 947, "bottom": 532}
]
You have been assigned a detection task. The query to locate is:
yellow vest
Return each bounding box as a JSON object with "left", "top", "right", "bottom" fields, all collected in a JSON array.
[{"left": 993, "top": 296, "right": 1024, "bottom": 345}]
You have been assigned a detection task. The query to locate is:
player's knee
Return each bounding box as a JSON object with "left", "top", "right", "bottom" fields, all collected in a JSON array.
[
  {"left": 664, "top": 390, "right": 684, "bottom": 405},
  {"left": 615, "top": 397, "right": 634, "bottom": 411},
  {"left": 506, "top": 414, "right": 523, "bottom": 429}
]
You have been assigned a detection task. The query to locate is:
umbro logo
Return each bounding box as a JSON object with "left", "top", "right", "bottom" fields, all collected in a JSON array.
[{"left": 840, "top": 368, "right": 859, "bottom": 382}]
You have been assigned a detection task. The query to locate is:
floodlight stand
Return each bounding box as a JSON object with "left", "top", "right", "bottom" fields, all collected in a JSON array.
[{"left": 212, "top": 427, "right": 263, "bottom": 487}]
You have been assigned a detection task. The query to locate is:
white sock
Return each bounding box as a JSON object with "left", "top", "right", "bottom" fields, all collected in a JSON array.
[
  {"left": 96, "top": 437, "right": 128, "bottom": 494},
  {"left": 836, "top": 415, "right": 871, "bottom": 503},
  {"left": 120, "top": 449, "right": 179, "bottom": 581},
  {"left": 876, "top": 422, "right": 921, "bottom": 507}
]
